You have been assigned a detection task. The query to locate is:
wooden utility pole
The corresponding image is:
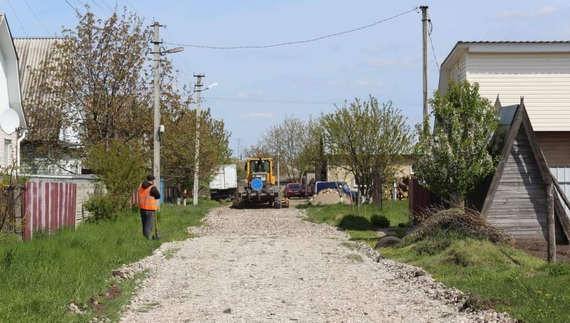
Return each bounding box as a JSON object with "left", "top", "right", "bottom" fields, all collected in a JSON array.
[
  {"left": 547, "top": 182, "right": 556, "bottom": 262},
  {"left": 421, "top": 6, "right": 429, "bottom": 121}
]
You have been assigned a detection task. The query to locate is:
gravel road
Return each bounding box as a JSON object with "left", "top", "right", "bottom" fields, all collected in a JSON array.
[{"left": 117, "top": 207, "right": 514, "bottom": 323}]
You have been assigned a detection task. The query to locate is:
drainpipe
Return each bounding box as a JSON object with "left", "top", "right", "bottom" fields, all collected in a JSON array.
[{"left": 16, "top": 129, "right": 27, "bottom": 174}]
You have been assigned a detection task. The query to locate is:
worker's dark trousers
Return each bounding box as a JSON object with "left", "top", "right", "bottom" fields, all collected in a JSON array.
[{"left": 140, "top": 209, "right": 155, "bottom": 239}]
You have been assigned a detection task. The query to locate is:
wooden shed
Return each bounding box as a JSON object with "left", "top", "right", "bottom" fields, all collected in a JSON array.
[{"left": 481, "top": 99, "right": 570, "bottom": 243}]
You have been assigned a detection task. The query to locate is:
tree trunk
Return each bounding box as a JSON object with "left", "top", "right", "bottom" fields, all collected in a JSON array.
[{"left": 372, "top": 172, "right": 381, "bottom": 208}]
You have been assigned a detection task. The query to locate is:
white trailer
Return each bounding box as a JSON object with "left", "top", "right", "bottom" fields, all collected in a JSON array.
[{"left": 209, "top": 164, "right": 238, "bottom": 201}]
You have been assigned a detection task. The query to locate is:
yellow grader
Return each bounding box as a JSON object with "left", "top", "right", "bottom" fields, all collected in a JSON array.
[{"left": 232, "top": 157, "right": 289, "bottom": 209}]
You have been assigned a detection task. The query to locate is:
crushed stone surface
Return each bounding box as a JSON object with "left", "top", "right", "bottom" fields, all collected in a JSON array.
[{"left": 118, "top": 207, "right": 515, "bottom": 323}]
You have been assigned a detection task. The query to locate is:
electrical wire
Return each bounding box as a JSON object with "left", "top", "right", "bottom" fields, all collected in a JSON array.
[
  {"left": 23, "top": 0, "right": 52, "bottom": 36},
  {"left": 6, "top": 0, "right": 28, "bottom": 36},
  {"left": 165, "top": 7, "right": 419, "bottom": 50},
  {"left": 428, "top": 20, "right": 440, "bottom": 70},
  {"left": 203, "top": 97, "right": 338, "bottom": 105}
]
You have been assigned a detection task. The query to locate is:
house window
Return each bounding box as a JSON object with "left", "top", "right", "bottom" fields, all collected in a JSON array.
[{"left": 4, "top": 139, "right": 12, "bottom": 167}]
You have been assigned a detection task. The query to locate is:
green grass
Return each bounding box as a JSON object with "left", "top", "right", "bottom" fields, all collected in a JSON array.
[
  {"left": 381, "top": 239, "right": 570, "bottom": 323},
  {"left": 303, "top": 200, "right": 409, "bottom": 247},
  {"left": 0, "top": 201, "right": 217, "bottom": 323}
]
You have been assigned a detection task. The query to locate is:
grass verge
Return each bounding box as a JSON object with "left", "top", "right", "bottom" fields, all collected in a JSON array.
[
  {"left": 305, "top": 203, "right": 570, "bottom": 322},
  {"left": 0, "top": 201, "right": 218, "bottom": 323},
  {"left": 303, "top": 200, "right": 409, "bottom": 247},
  {"left": 381, "top": 238, "right": 570, "bottom": 323}
]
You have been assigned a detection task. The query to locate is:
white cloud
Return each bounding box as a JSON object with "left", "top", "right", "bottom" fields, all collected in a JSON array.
[
  {"left": 368, "top": 57, "right": 418, "bottom": 68},
  {"left": 501, "top": 6, "right": 557, "bottom": 18},
  {"left": 236, "top": 91, "right": 265, "bottom": 98},
  {"left": 240, "top": 112, "right": 274, "bottom": 119},
  {"left": 355, "top": 79, "right": 372, "bottom": 87}
]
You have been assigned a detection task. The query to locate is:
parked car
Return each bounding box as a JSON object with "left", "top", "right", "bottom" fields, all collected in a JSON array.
[{"left": 283, "top": 183, "right": 305, "bottom": 198}]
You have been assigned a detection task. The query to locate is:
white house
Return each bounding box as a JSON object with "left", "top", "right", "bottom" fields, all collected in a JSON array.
[
  {"left": 438, "top": 41, "right": 570, "bottom": 169},
  {"left": 0, "top": 14, "right": 26, "bottom": 170}
]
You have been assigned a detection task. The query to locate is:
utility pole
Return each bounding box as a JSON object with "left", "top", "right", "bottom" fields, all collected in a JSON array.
[
  {"left": 193, "top": 74, "right": 205, "bottom": 206},
  {"left": 152, "top": 21, "right": 162, "bottom": 206},
  {"left": 421, "top": 6, "right": 429, "bottom": 121},
  {"left": 237, "top": 139, "right": 243, "bottom": 161}
]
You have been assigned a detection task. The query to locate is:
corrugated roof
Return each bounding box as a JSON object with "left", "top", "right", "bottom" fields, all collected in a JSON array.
[
  {"left": 14, "top": 38, "right": 60, "bottom": 100},
  {"left": 458, "top": 40, "right": 570, "bottom": 44}
]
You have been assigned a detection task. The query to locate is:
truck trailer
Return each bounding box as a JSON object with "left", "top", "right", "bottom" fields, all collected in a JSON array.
[{"left": 209, "top": 164, "right": 238, "bottom": 201}]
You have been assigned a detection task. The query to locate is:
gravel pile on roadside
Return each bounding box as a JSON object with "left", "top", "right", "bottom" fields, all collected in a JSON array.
[{"left": 118, "top": 207, "right": 516, "bottom": 323}]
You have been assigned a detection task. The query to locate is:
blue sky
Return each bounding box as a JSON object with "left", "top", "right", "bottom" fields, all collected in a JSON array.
[{"left": 3, "top": 0, "right": 570, "bottom": 157}]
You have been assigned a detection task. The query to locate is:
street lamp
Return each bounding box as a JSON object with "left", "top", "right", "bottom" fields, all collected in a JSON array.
[
  {"left": 193, "top": 74, "right": 218, "bottom": 206},
  {"left": 152, "top": 22, "right": 184, "bottom": 207}
]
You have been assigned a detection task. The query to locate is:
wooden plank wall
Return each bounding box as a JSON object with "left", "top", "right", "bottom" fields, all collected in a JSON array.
[{"left": 487, "top": 128, "right": 565, "bottom": 241}]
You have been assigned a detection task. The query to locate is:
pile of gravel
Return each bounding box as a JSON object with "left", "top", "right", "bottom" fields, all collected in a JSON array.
[{"left": 116, "top": 207, "right": 516, "bottom": 323}]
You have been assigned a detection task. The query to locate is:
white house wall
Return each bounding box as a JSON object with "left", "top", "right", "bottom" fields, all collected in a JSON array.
[
  {"left": 466, "top": 52, "right": 570, "bottom": 132},
  {"left": 0, "top": 132, "right": 17, "bottom": 168}
]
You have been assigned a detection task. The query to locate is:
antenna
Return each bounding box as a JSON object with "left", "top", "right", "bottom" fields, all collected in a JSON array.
[{"left": 0, "top": 108, "right": 20, "bottom": 135}]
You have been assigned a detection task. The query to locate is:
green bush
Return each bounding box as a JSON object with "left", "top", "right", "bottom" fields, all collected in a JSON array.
[
  {"left": 83, "top": 195, "right": 119, "bottom": 223},
  {"left": 370, "top": 214, "right": 390, "bottom": 227}
]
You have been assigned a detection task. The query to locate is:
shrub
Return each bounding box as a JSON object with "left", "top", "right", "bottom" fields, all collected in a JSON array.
[
  {"left": 370, "top": 214, "right": 391, "bottom": 227},
  {"left": 83, "top": 194, "right": 119, "bottom": 223},
  {"left": 405, "top": 207, "right": 514, "bottom": 245}
]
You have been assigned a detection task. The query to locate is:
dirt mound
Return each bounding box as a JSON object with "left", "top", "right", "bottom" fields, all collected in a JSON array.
[{"left": 309, "top": 189, "right": 352, "bottom": 205}]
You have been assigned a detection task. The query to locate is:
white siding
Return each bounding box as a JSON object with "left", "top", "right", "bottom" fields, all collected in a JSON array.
[
  {"left": 467, "top": 53, "right": 570, "bottom": 131},
  {"left": 449, "top": 52, "right": 468, "bottom": 83}
]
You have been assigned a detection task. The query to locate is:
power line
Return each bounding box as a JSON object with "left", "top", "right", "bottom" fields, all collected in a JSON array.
[
  {"left": 23, "top": 0, "right": 52, "bottom": 36},
  {"left": 124, "top": 0, "right": 145, "bottom": 18},
  {"left": 165, "top": 7, "right": 419, "bottom": 50},
  {"left": 428, "top": 20, "right": 440, "bottom": 70},
  {"left": 6, "top": 0, "right": 28, "bottom": 36},
  {"left": 203, "top": 97, "right": 338, "bottom": 105},
  {"left": 164, "top": 26, "right": 195, "bottom": 84}
]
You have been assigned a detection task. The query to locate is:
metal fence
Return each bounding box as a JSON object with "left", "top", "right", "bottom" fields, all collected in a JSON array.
[{"left": 23, "top": 182, "right": 77, "bottom": 240}]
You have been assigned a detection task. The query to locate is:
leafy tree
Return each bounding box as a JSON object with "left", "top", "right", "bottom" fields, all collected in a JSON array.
[
  {"left": 83, "top": 138, "right": 147, "bottom": 211},
  {"left": 414, "top": 80, "right": 499, "bottom": 207},
  {"left": 161, "top": 106, "right": 232, "bottom": 195},
  {"left": 26, "top": 7, "right": 153, "bottom": 150},
  {"left": 320, "top": 95, "right": 412, "bottom": 206}
]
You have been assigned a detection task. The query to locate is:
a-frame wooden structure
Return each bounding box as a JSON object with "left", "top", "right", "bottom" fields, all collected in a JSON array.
[{"left": 481, "top": 99, "right": 570, "bottom": 243}]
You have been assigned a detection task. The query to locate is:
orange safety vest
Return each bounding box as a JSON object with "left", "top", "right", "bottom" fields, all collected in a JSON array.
[{"left": 138, "top": 185, "right": 158, "bottom": 211}]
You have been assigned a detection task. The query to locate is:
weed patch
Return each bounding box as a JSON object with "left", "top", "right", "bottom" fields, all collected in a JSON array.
[{"left": 346, "top": 254, "right": 363, "bottom": 263}]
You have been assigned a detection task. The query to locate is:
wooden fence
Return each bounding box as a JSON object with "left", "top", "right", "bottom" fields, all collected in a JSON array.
[{"left": 23, "top": 182, "right": 77, "bottom": 240}]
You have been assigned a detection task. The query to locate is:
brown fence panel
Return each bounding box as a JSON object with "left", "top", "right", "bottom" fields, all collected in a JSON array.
[
  {"left": 409, "top": 178, "right": 434, "bottom": 221},
  {"left": 23, "top": 182, "right": 77, "bottom": 240}
]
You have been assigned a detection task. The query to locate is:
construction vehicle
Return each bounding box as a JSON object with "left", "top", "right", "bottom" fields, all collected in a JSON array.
[{"left": 233, "top": 157, "right": 289, "bottom": 208}]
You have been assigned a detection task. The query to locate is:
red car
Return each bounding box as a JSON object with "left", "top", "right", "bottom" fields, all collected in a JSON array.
[{"left": 283, "top": 183, "right": 305, "bottom": 198}]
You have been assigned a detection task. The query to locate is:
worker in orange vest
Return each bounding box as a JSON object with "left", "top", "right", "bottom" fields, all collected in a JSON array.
[{"left": 138, "top": 175, "right": 161, "bottom": 239}]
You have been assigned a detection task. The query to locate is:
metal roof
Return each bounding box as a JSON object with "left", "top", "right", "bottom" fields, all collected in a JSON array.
[
  {"left": 14, "top": 38, "right": 60, "bottom": 100},
  {"left": 457, "top": 40, "right": 570, "bottom": 44}
]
